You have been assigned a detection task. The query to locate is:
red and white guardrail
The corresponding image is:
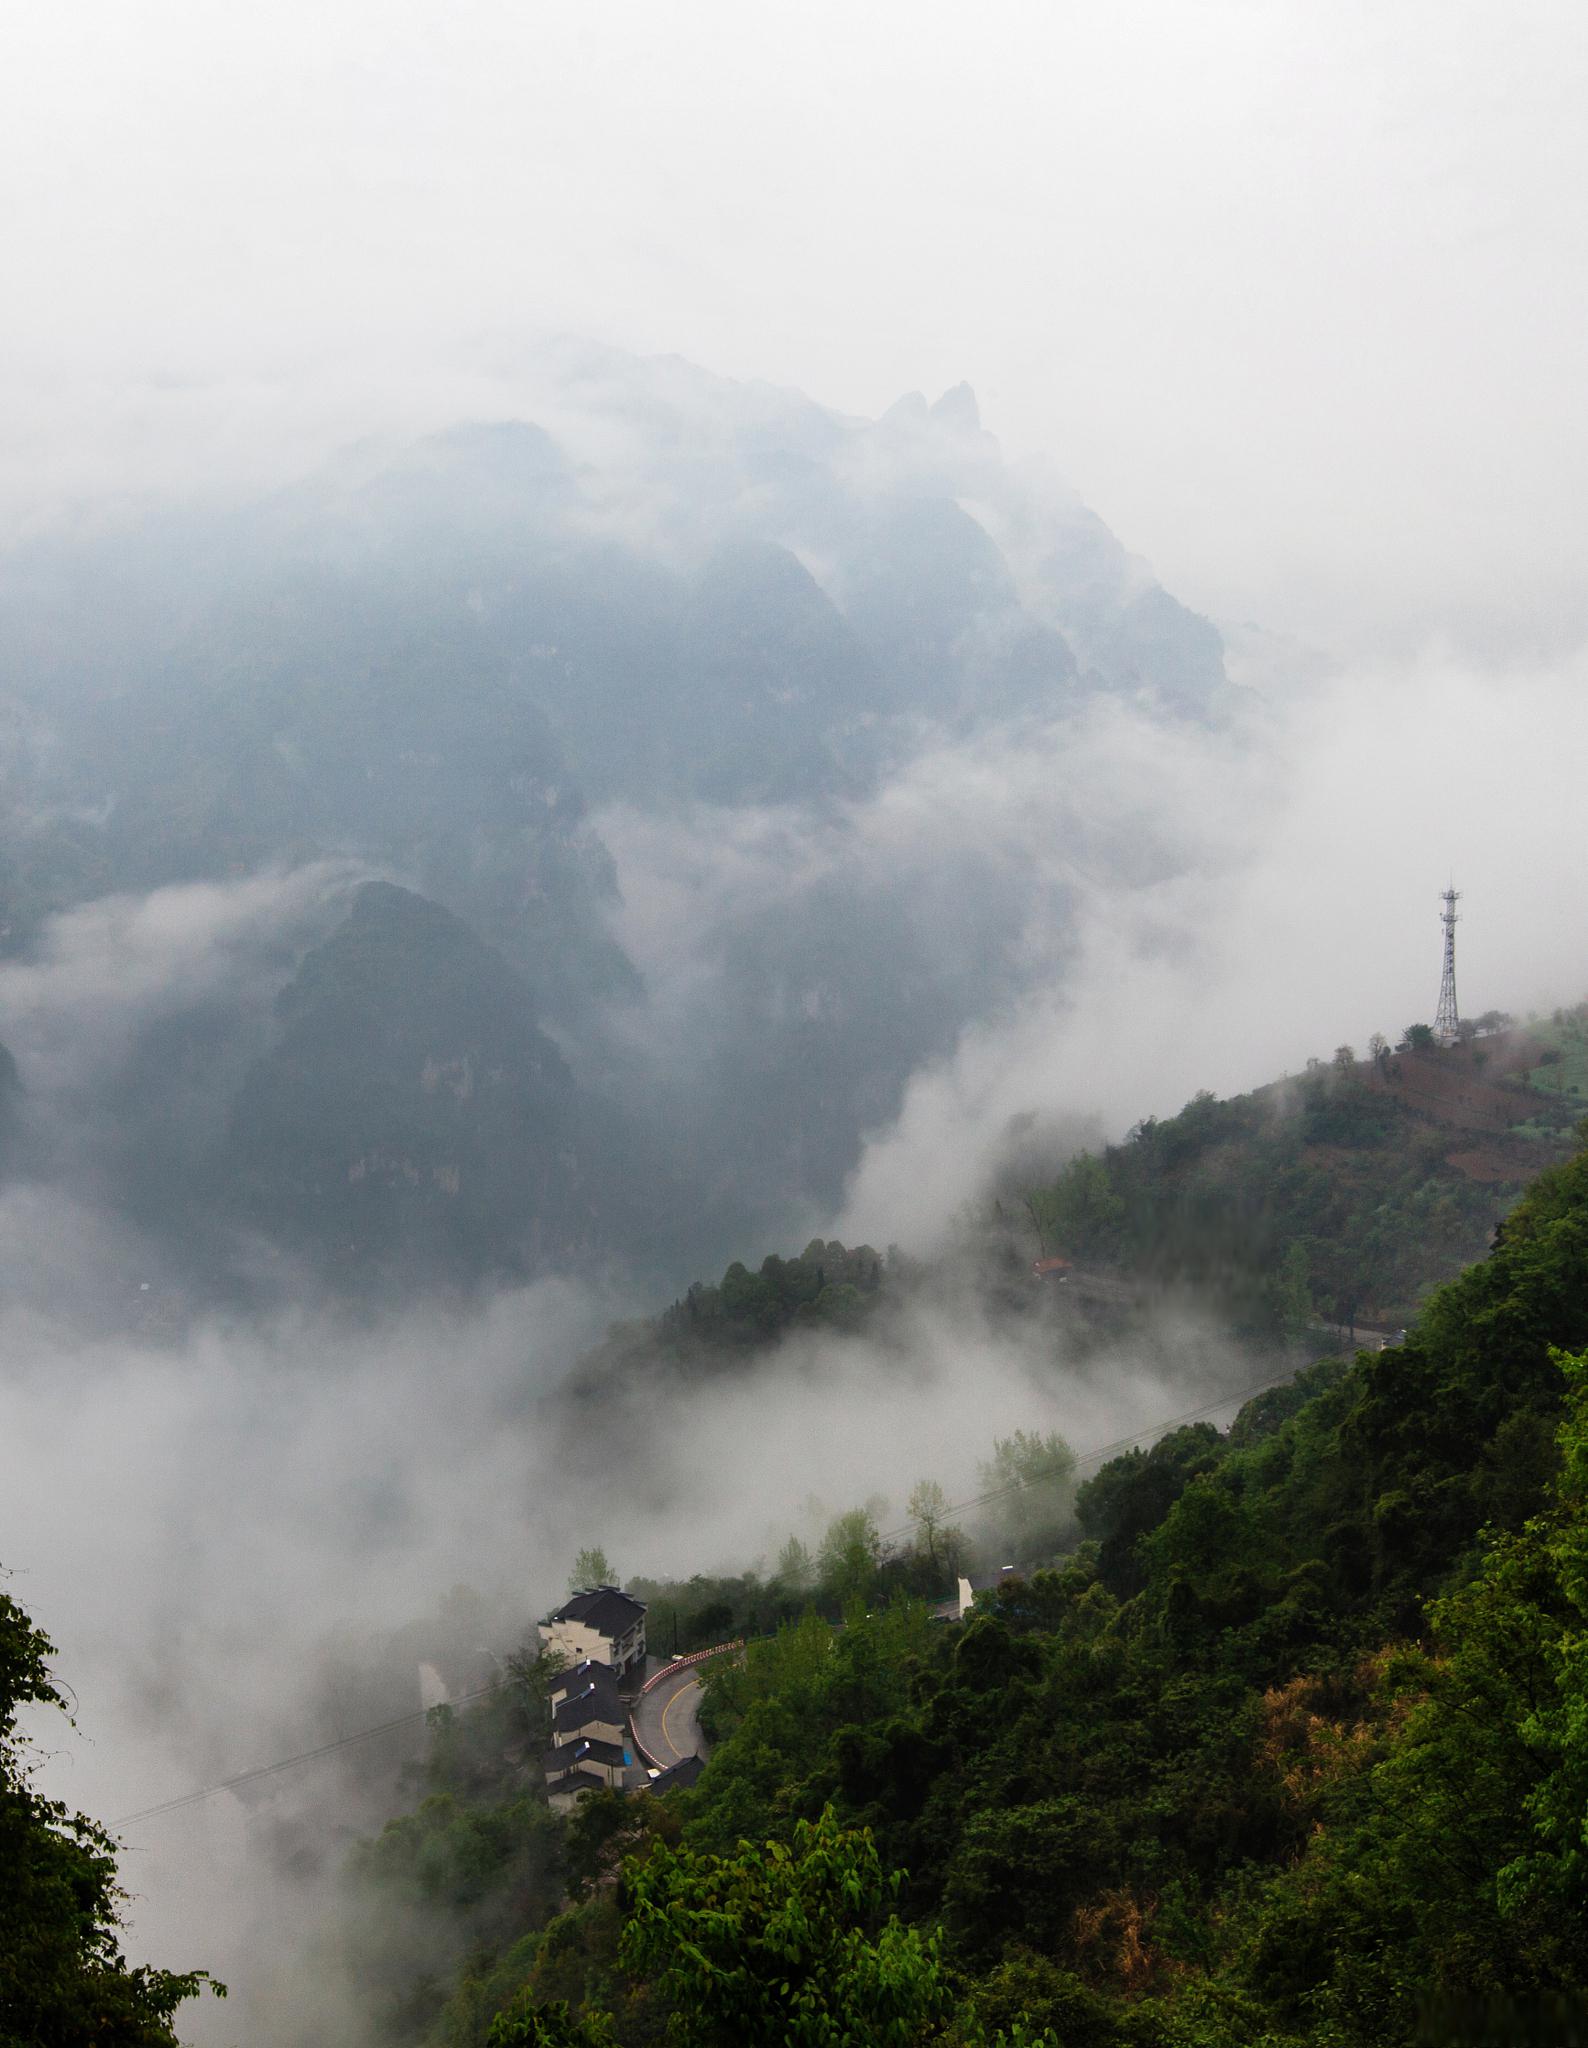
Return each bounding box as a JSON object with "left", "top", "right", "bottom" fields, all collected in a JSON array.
[{"left": 629, "top": 1640, "right": 743, "bottom": 1771}]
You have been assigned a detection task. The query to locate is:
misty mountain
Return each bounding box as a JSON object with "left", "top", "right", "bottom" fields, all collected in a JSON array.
[
  {"left": 0, "top": 1037, "right": 17, "bottom": 1168},
  {"left": 0, "top": 344, "right": 1239, "bottom": 1290},
  {"left": 224, "top": 882, "right": 604, "bottom": 1287}
]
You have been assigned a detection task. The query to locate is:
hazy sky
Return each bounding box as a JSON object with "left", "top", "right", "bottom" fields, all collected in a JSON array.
[{"left": 5, "top": 1, "right": 1586, "bottom": 651}]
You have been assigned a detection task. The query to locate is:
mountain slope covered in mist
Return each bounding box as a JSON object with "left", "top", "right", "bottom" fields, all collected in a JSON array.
[
  {"left": 0, "top": 1038, "right": 16, "bottom": 1167},
  {"left": 1027, "top": 1021, "right": 1583, "bottom": 1331},
  {"left": 0, "top": 344, "right": 1240, "bottom": 1295},
  {"left": 559, "top": 1022, "right": 1583, "bottom": 1430},
  {"left": 224, "top": 881, "right": 611, "bottom": 1286}
]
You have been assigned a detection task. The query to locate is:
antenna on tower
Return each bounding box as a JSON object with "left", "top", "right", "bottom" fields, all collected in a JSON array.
[{"left": 1435, "top": 885, "right": 1461, "bottom": 1047}]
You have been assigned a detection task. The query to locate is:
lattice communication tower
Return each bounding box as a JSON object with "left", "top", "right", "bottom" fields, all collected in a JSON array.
[{"left": 1435, "top": 886, "right": 1460, "bottom": 1046}]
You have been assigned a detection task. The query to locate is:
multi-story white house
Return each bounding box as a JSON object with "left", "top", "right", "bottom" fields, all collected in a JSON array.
[
  {"left": 549, "top": 1662, "right": 626, "bottom": 1750},
  {"left": 539, "top": 1586, "right": 647, "bottom": 1680},
  {"left": 543, "top": 1741, "right": 630, "bottom": 1812}
]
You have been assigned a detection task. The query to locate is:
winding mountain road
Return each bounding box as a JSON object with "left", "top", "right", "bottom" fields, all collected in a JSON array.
[{"left": 631, "top": 1660, "right": 706, "bottom": 1771}]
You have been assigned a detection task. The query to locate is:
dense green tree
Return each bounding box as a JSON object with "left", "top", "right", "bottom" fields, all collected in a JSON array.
[
  {"left": 620, "top": 1807, "right": 953, "bottom": 2046},
  {"left": 906, "top": 1480, "right": 966, "bottom": 1583},
  {"left": 0, "top": 1579, "right": 219, "bottom": 2045},
  {"left": 818, "top": 1509, "right": 883, "bottom": 1606},
  {"left": 977, "top": 1430, "right": 1077, "bottom": 1564},
  {"left": 487, "top": 1994, "right": 617, "bottom": 2045},
  {"left": 1026, "top": 1153, "right": 1125, "bottom": 1260},
  {"left": 1073, "top": 1423, "right": 1222, "bottom": 1595},
  {"left": 776, "top": 1534, "right": 815, "bottom": 1592},
  {"left": 1496, "top": 1348, "right": 1588, "bottom": 1911},
  {"left": 1271, "top": 1237, "right": 1313, "bottom": 1340},
  {"left": 1209, "top": 1349, "right": 1588, "bottom": 2040},
  {"left": 570, "top": 1549, "right": 615, "bottom": 1592}
]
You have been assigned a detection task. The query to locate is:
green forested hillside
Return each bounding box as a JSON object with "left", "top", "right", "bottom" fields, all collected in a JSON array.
[
  {"left": 576, "top": 1238, "right": 890, "bottom": 1393},
  {"left": 1026, "top": 1030, "right": 1579, "bottom": 1331},
  {"left": 572, "top": 1028, "right": 1586, "bottom": 1412},
  {"left": 355, "top": 1133, "right": 1588, "bottom": 2045}
]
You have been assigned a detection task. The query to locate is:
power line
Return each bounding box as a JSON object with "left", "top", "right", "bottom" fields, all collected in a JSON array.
[
  {"left": 111, "top": 1362, "right": 1309, "bottom": 1831},
  {"left": 113, "top": 1677, "right": 511, "bottom": 1830}
]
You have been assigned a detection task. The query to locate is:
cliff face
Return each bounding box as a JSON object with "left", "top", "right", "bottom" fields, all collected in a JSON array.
[{"left": 224, "top": 882, "right": 607, "bottom": 1287}]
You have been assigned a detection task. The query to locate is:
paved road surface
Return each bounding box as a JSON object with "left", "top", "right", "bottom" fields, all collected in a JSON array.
[{"left": 631, "top": 1662, "right": 705, "bottom": 1771}]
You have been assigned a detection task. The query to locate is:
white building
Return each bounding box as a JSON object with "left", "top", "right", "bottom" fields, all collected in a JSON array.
[
  {"left": 539, "top": 1586, "right": 647, "bottom": 1680},
  {"left": 550, "top": 1663, "right": 626, "bottom": 1749}
]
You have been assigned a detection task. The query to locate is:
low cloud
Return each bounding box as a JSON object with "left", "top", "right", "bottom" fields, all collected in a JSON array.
[
  {"left": 4, "top": 591, "right": 1586, "bottom": 2044},
  {"left": 834, "top": 642, "right": 1588, "bottom": 1245},
  {"left": 5, "top": 1226, "right": 1260, "bottom": 2044},
  {"left": 0, "top": 862, "right": 361, "bottom": 1190},
  {"left": 586, "top": 638, "right": 1588, "bottom": 1257}
]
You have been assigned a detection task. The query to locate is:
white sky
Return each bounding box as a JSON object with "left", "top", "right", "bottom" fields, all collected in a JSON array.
[{"left": 3, "top": 1, "right": 1587, "bottom": 650}]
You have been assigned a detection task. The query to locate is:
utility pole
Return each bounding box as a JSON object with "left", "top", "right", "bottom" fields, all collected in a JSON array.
[{"left": 1435, "top": 886, "right": 1461, "bottom": 1047}]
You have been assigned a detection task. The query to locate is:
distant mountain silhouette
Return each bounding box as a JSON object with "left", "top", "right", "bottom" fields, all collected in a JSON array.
[{"left": 0, "top": 345, "right": 1243, "bottom": 1290}]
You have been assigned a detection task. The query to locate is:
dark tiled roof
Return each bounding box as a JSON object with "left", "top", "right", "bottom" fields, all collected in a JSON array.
[
  {"left": 544, "top": 1737, "right": 627, "bottom": 1779},
  {"left": 647, "top": 1755, "right": 704, "bottom": 1795},
  {"left": 550, "top": 1658, "right": 615, "bottom": 1705},
  {"left": 566, "top": 1736, "right": 628, "bottom": 1768},
  {"left": 546, "top": 1587, "right": 647, "bottom": 1636},
  {"left": 552, "top": 1664, "right": 621, "bottom": 1708},
  {"left": 547, "top": 1768, "right": 607, "bottom": 1800},
  {"left": 552, "top": 1678, "right": 623, "bottom": 1735}
]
